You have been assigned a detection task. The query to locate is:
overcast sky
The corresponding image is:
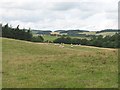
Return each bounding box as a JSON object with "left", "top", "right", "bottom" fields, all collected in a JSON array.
[{"left": 0, "top": 0, "right": 119, "bottom": 31}]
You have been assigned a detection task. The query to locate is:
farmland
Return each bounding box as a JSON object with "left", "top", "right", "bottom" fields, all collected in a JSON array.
[
  {"left": 2, "top": 38, "right": 118, "bottom": 88},
  {"left": 79, "top": 31, "right": 116, "bottom": 36},
  {"left": 42, "top": 35, "right": 59, "bottom": 42},
  {"left": 42, "top": 35, "right": 90, "bottom": 42},
  {"left": 33, "top": 31, "right": 117, "bottom": 42}
]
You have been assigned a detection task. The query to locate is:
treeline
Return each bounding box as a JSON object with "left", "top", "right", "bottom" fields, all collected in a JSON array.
[
  {"left": 2, "top": 24, "right": 44, "bottom": 42},
  {"left": 96, "top": 29, "right": 119, "bottom": 33},
  {"left": 54, "top": 33, "right": 120, "bottom": 48}
]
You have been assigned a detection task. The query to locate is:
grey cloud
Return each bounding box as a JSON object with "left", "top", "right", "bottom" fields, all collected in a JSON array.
[
  {"left": 49, "top": 2, "right": 96, "bottom": 20},
  {"left": 51, "top": 2, "right": 80, "bottom": 11},
  {"left": 1, "top": 1, "right": 45, "bottom": 10},
  {"left": 51, "top": 2, "right": 104, "bottom": 12},
  {"left": 49, "top": 2, "right": 107, "bottom": 20},
  {"left": 2, "top": 15, "right": 41, "bottom": 23},
  {"left": 1, "top": 9, "right": 45, "bottom": 23}
]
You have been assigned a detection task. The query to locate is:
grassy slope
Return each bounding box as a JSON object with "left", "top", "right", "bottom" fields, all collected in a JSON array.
[
  {"left": 42, "top": 35, "right": 59, "bottom": 42},
  {"left": 2, "top": 38, "right": 118, "bottom": 88}
]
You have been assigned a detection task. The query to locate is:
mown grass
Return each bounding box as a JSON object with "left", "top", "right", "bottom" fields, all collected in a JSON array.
[{"left": 2, "top": 38, "right": 118, "bottom": 88}]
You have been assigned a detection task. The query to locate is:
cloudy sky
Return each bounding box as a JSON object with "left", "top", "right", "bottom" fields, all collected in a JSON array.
[{"left": 0, "top": 0, "right": 119, "bottom": 31}]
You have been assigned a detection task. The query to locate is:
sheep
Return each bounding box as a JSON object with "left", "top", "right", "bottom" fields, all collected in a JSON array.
[
  {"left": 59, "top": 45, "right": 64, "bottom": 48},
  {"left": 54, "top": 44, "right": 59, "bottom": 46},
  {"left": 70, "top": 44, "right": 73, "bottom": 47}
]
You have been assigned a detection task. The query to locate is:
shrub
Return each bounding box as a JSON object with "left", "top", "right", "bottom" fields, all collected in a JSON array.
[{"left": 31, "top": 35, "right": 44, "bottom": 42}]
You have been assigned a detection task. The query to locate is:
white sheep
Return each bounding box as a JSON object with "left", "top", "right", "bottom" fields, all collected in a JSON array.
[{"left": 71, "top": 44, "right": 73, "bottom": 47}]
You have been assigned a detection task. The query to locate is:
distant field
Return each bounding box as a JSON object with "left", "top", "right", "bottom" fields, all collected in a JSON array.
[
  {"left": 70, "top": 36, "right": 90, "bottom": 40},
  {"left": 33, "top": 31, "right": 116, "bottom": 42},
  {"left": 42, "top": 35, "right": 90, "bottom": 42},
  {"left": 79, "top": 31, "right": 96, "bottom": 35},
  {"left": 96, "top": 32, "right": 116, "bottom": 36},
  {"left": 79, "top": 31, "right": 116, "bottom": 37},
  {"left": 2, "top": 38, "right": 118, "bottom": 88},
  {"left": 42, "top": 35, "right": 59, "bottom": 42}
]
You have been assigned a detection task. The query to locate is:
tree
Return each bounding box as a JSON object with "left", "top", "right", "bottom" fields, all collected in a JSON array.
[
  {"left": 31, "top": 35, "right": 44, "bottom": 42},
  {"left": 2, "top": 24, "right": 33, "bottom": 41}
]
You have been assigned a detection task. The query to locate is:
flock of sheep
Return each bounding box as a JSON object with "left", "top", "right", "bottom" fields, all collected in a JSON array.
[{"left": 54, "top": 43, "right": 81, "bottom": 48}]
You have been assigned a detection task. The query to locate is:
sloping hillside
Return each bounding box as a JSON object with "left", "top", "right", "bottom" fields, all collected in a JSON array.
[{"left": 2, "top": 38, "right": 118, "bottom": 88}]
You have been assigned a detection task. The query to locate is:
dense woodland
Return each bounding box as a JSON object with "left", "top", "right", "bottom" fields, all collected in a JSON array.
[
  {"left": 1, "top": 24, "right": 120, "bottom": 48},
  {"left": 2, "top": 24, "right": 44, "bottom": 42}
]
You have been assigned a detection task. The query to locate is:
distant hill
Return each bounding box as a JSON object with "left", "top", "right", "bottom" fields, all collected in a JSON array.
[
  {"left": 55, "top": 30, "right": 89, "bottom": 33},
  {"left": 31, "top": 30, "right": 52, "bottom": 35},
  {"left": 96, "top": 29, "right": 119, "bottom": 33},
  {"left": 32, "top": 29, "right": 89, "bottom": 36},
  {"left": 31, "top": 29, "right": 119, "bottom": 37}
]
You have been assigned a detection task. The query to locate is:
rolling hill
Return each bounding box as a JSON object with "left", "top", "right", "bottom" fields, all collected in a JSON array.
[
  {"left": 32, "top": 29, "right": 118, "bottom": 42},
  {"left": 2, "top": 38, "right": 118, "bottom": 88}
]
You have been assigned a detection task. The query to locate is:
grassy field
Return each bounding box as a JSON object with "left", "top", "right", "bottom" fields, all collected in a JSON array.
[
  {"left": 42, "top": 35, "right": 59, "bottom": 42},
  {"left": 96, "top": 32, "right": 116, "bottom": 36},
  {"left": 79, "top": 31, "right": 116, "bottom": 37},
  {"left": 2, "top": 38, "right": 118, "bottom": 88},
  {"left": 79, "top": 31, "right": 96, "bottom": 35},
  {"left": 43, "top": 35, "right": 90, "bottom": 42}
]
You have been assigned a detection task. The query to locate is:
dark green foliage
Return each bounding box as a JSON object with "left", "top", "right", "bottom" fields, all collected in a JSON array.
[
  {"left": 53, "top": 36, "right": 88, "bottom": 45},
  {"left": 88, "top": 33, "right": 120, "bottom": 48},
  {"left": 2, "top": 24, "right": 33, "bottom": 41},
  {"left": 31, "top": 35, "right": 44, "bottom": 42},
  {"left": 54, "top": 36, "right": 72, "bottom": 44},
  {"left": 54, "top": 33, "right": 120, "bottom": 48},
  {"left": 96, "top": 29, "right": 118, "bottom": 33}
]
